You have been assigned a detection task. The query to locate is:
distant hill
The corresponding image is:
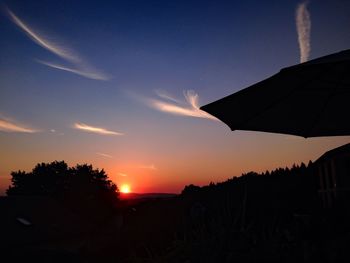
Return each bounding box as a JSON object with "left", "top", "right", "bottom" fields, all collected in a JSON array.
[{"left": 119, "top": 193, "right": 177, "bottom": 200}]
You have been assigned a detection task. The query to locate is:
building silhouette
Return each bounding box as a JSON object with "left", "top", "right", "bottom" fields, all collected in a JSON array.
[{"left": 316, "top": 143, "right": 350, "bottom": 208}]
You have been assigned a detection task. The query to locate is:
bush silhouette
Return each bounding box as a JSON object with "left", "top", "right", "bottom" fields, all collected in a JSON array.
[{"left": 6, "top": 161, "right": 119, "bottom": 205}]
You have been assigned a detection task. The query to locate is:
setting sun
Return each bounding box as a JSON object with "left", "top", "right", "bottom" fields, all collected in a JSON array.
[{"left": 120, "top": 184, "right": 131, "bottom": 194}]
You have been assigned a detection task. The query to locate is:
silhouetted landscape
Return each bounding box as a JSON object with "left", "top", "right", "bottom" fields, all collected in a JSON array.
[
  {"left": 1, "top": 1, "right": 350, "bottom": 262},
  {"left": 1, "top": 152, "right": 350, "bottom": 263}
]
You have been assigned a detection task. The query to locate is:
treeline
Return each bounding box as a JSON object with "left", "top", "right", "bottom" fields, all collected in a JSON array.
[
  {"left": 182, "top": 161, "right": 319, "bottom": 224},
  {"left": 167, "top": 162, "right": 322, "bottom": 262}
]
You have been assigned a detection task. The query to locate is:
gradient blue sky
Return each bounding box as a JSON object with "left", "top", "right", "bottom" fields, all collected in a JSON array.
[{"left": 1, "top": 0, "right": 350, "bottom": 194}]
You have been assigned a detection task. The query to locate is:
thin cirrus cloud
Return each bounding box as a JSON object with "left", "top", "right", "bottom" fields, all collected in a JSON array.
[
  {"left": 74, "top": 122, "right": 124, "bottom": 136},
  {"left": 50, "top": 129, "right": 64, "bottom": 135},
  {"left": 118, "top": 173, "right": 128, "bottom": 177},
  {"left": 6, "top": 8, "right": 109, "bottom": 80},
  {"left": 96, "top": 152, "right": 113, "bottom": 158},
  {"left": 154, "top": 89, "right": 182, "bottom": 104},
  {"left": 139, "top": 164, "right": 157, "bottom": 170},
  {"left": 36, "top": 60, "right": 109, "bottom": 81},
  {"left": 0, "top": 117, "right": 38, "bottom": 133},
  {"left": 148, "top": 90, "right": 218, "bottom": 121},
  {"left": 296, "top": 2, "right": 311, "bottom": 63}
]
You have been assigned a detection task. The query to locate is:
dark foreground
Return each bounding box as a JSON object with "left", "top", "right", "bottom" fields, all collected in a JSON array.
[{"left": 1, "top": 170, "right": 350, "bottom": 263}]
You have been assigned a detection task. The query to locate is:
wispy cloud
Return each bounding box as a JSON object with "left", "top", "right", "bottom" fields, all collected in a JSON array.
[
  {"left": 37, "top": 60, "right": 109, "bottom": 81},
  {"left": 140, "top": 164, "right": 157, "bottom": 170},
  {"left": 118, "top": 173, "right": 128, "bottom": 177},
  {"left": 154, "top": 89, "right": 182, "bottom": 104},
  {"left": 50, "top": 129, "right": 64, "bottom": 135},
  {"left": 96, "top": 152, "right": 113, "bottom": 158},
  {"left": 7, "top": 8, "right": 109, "bottom": 80},
  {"left": 149, "top": 90, "right": 218, "bottom": 121},
  {"left": 0, "top": 117, "right": 38, "bottom": 133},
  {"left": 296, "top": 2, "right": 311, "bottom": 63},
  {"left": 74, "top": 122, "right": 124, "bottom": 135}
]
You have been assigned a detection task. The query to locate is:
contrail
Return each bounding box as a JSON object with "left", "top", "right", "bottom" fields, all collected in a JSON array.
[
  {"left": 7, "top": 8, "right": 109, "bottom": 80},
  {"left": 0, "top": 118, "right": 38, "bottom": 133},
  {"left": 74, "top": 122, "right": 124, "bottom": 135},
  {"left": 149, "top": 90, "right": 218, "bottom": 121},
  {"left": 296, "top": 2, "right": 311, "bottom": 63}
]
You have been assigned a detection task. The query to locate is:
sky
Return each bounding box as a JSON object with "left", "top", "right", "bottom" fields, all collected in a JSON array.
[{"left": 1, "top": 0, "right": 350, "bottom": 194}]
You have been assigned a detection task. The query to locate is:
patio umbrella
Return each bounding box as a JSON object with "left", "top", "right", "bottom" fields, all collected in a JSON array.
[{"left": 200, "top": 49, "right": 350, "bottom": 138}]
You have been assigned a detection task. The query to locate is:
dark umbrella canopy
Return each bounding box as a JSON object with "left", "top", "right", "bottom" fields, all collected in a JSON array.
[{"left": 200, "top": 49, "right": 350, "bottom": 138}]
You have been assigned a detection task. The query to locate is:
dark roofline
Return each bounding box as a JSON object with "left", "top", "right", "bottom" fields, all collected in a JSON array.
[{"left": 315, "top": 143, "right": 350, "bottom": 164}]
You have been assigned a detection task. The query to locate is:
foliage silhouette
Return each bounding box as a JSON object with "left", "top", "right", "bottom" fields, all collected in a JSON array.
[
  {"left": 181, "top": 184, "right": 201, "bottom": 195},
  {"left": 171, "top": 162, "right": 322, "bottom": 262},
  {"left": 6, "top": 161, "right": 119, "bottom": 205}
]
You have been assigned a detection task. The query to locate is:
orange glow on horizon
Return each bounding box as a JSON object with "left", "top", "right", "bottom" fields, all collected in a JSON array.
[{"left": 120, "top": 184, "right": 131, "bottom": 194}]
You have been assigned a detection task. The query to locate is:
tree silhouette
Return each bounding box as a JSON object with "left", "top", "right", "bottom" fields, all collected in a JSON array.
[
  {"left": 6, "top": 161, "right": 119, "bottom": 204},
  {"left": 181, "top": 184, "right": 201, "bottom": 195}
]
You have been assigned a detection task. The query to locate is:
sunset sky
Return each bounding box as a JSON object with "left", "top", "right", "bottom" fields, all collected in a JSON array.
[{"left": 1, "top": 0, "right": 350, "bottom": 195}]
